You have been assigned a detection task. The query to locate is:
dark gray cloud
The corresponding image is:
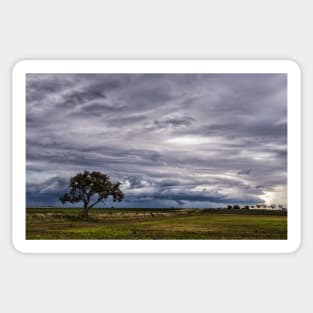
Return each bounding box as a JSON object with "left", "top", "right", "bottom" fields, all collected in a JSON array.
[
  {"left": 238, "top": 169, "right": 251, "bottom": 175},
  {"left": 26, "top": 73, "right": 287, "bottom": 208}
]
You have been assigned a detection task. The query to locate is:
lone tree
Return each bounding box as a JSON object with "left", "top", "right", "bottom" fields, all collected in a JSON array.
[{"left": 60, "top": 171, "right": 124, "bottom": 220}]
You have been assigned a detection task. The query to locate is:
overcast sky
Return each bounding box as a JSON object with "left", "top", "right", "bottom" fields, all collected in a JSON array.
[{"left": 26, "top": 73, "right": 287, "bottom": 208}]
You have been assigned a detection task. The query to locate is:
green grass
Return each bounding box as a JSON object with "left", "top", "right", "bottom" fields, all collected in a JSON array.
[{"left": 26, "top": 208, "right": 287, "bottom": 240}]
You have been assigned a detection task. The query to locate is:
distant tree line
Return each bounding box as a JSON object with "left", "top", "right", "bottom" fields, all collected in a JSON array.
[{"left": 226, "top": 204, "right": 286, "bottom": 210}]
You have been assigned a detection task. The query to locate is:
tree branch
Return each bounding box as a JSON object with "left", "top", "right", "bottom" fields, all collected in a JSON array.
[{"left": 88, "top": 197, "right": 103, "bottom": 209}]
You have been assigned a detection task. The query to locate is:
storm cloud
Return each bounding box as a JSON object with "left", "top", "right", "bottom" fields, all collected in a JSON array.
[{"left": 26, "top": 73, "right": 287, "bottom": 208}]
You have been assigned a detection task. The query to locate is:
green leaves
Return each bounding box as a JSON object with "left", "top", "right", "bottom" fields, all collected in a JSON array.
[{"left": 60, "top": 171, "right": 124, "bottom": 209}]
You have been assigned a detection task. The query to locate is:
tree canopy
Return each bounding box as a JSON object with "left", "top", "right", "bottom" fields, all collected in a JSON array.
[{"left": 60, "top": 171, "right": 124, "bottom": 219}]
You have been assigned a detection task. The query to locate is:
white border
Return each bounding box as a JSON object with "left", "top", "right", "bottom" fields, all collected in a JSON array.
[{"left": 12, "top": 60, "right": 301, "bottom": 254}]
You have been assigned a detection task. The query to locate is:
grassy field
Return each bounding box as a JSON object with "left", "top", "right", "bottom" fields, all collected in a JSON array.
[{"left": 26, "top": 208, "right": 287, "bottom": 240}]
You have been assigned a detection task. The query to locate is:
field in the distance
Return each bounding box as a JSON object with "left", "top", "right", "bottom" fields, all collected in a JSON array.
[{"left": 26, "top": 208, "right": 287, "bottom": 240}]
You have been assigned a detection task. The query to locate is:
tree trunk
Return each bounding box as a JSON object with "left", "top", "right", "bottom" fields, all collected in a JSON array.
[{"left": 83, "top": 205, "right": 89, "bottom": 221}]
